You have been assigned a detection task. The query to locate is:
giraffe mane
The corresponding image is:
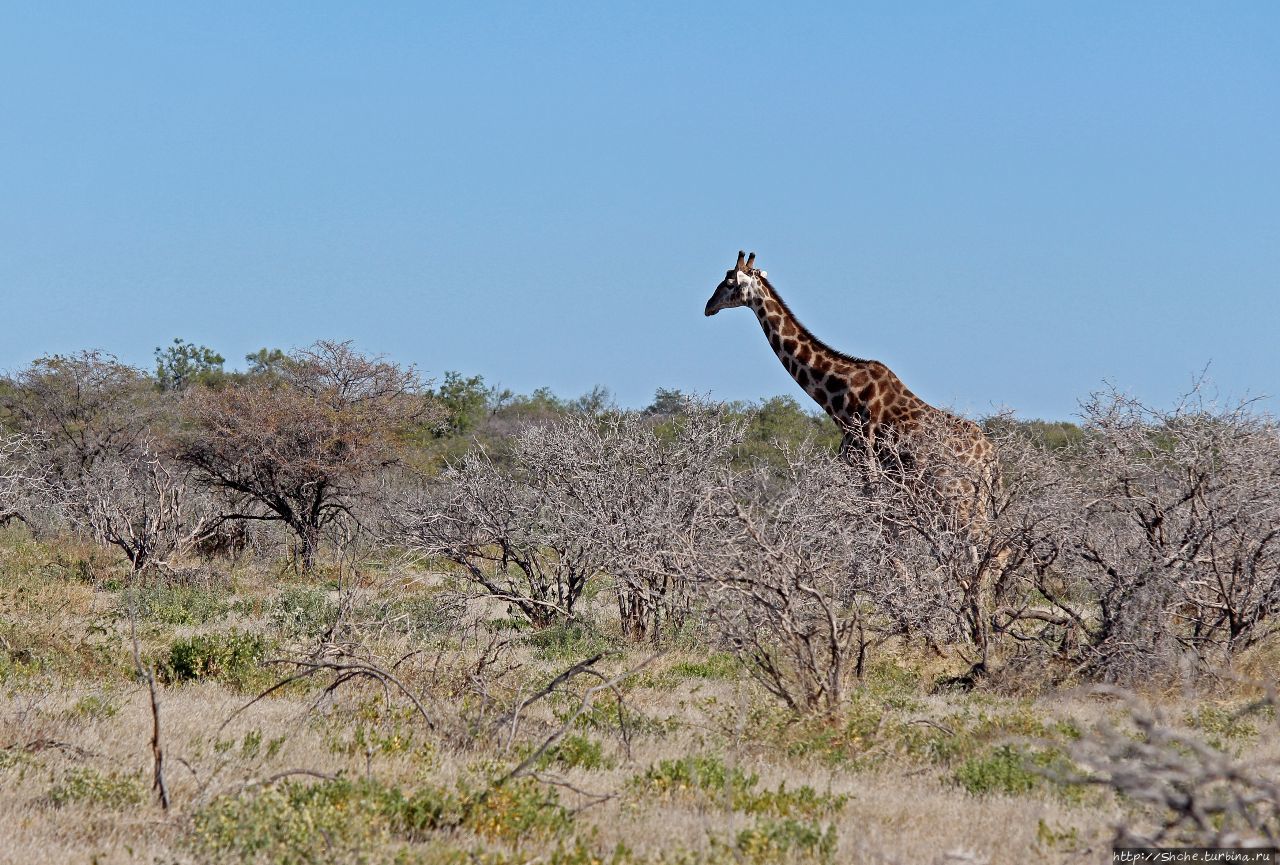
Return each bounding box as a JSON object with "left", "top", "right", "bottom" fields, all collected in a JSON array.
[{"left": 754, "top": 272, "right": 871, "bottom": 366}]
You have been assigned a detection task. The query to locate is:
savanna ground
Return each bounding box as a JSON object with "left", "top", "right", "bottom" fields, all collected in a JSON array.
[{"left": 3, "top": 524, "right": 1275, "bottom": 865}]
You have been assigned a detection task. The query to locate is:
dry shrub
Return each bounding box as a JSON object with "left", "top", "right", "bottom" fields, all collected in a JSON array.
[
  {"left": 69, "top": 435, "right": 218, "bottom": 572},
  {"left": 1069, "top": 387, "right": 1280, "bottom": 680},
  {"left": 0, "top": 433, "right": 46, "bottom": 529},
  {"left": 678, "top": 415, "right": 1016, "bottom": 711},
  {"left": 675, "top": 442, "right": 890, "bottom": 713},
  {"left": 398, "top": 401, "right": 742, "bottom": 633},
  {"left": 1, "top": 352, "right": 217, "bottom": 571},
  {"left": 0, "top": 350, "right": 159, "bottom": 486},
  {"left": 1065, "top": 688, "right": 1280, "bottom": 847},
  {"left": 988, "top": 386, "right": 1280, "bottom": 684}
]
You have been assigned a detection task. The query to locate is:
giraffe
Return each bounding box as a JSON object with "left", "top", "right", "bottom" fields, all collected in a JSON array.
[
  {"left": 704, "top": 250, "right": 997, "bottom": 490},
  {"left": 705, "top": 251, "right": 1005, "bottom": 659}
]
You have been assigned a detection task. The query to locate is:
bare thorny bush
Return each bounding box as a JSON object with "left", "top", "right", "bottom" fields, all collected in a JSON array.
[
  {"left": 70, "top": 435, "right": 220, "bottom": 573},
  {"left": 1066, "top": 387, "right": 1280, "bottom": 682},
  {"left": 396, "top": 401, "right": 743, "bottom": 634},
  {"left": 514, "top": 405, "right": 744, "bottom": 640},
  {"left": 677, "top": 418, "right": 1040, "bottom": 712},
  {"left": 0, "top": 352, "right": 221, "bottom": 572},
  {"left": 1060, "top": 687, "right": 1280, "bottom": 848},
  {"left": 674, "top": 441, "right": 893, "bottom": 713},
  {"left": 969, "top": 386, "right": 1280, "bottom": 685},
  {"left": 0, "top": 432, "right": 48, "bottom": 530}
]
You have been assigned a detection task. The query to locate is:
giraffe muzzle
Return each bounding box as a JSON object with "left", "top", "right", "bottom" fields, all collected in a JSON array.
[{"left": 704, "top": 285, "right": 734, "bottom": 316}]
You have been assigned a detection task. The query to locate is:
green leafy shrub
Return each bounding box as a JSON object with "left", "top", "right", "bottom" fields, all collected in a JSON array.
[
  {"left": 952, "top": 744, "right": 1081, "bottom": 799},
  {"left": 1036, "top": 819, "right": 1083, "bottom": 854},
  {"left": 953, "top": 745, "right": 1041, "bottom": 796},
  {"left": 193, "top": 779, "right": 396, "bottom": 864},
  {"left": 781, "top": 700, "right": 885, "bottom": 768},
  {"left": 635, "top": 754, "right": 757, "bottom": 805},
  {"left": 68, "top": 693, "right": 120, "bottom": 721},
  {"left": 535, "top": 734, "right": 613, "bottom": 772},
  {"left": 464, "top": 776, "right": 572, "bottom": 842},
  {"left": 326, "top": 701, "right": 424, "bottom": 760},
  {"left": 561, "top": 695, "right": 670, "bottom": 737},
  {"left": 740, "top": 782, "right": 848, "bottom": 820},
  {"left": 161, "top": 629, "right": 270, "bottom": 689},
  {"left": 1186, "top": 704, "right": 1258, "bottom": 750},
  {"left": 735, "top": 818, "right": 838, "bottom": 864},
  {"left": 48, "top": 767, "right": 145, "bottom": 809},
  {"left": 634, "top": 754, "right": 845, "bottom": 819},
  {"left": 193, "top": 775, "right": 572, "bottom": 862}
]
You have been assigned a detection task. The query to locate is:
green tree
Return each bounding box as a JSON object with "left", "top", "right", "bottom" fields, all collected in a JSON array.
[
  {"left": 568, "top": 384, "right": 613, "bottom": 416},
  {"left": 644, "top": 387, "right": 693, "bottom": 418},
  {"left": 428, "top": 371, "right": 492, "bottom": 437},
  {"left": 983, "top": 417, "right": 1085, "bottom": 450},
  {"left": 243, "top": 347, "right": 290, "bottom": 380},
  {"left": 733, "top": 396, "right": 842, "bottom": 467},
  {"left": 154, "top": 338, "right": 225, "bottom": 391}
]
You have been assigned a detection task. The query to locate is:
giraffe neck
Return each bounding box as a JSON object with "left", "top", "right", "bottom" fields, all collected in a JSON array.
[
  {"left": 749, "top": 279, "right": 858, "bottom": 394},
  {"left": 747, "top": 276, "right": 916, "bottom": 430}
]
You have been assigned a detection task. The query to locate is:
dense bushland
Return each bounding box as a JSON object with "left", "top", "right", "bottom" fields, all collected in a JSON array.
[{"left": 4, "top": 342, "right": 1277, "bottom": 686}]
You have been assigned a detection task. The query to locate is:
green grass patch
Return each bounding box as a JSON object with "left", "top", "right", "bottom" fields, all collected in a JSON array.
[
  {"left": 633, "top": 754, "right": 846, "bottom": 820},
  {"left": 526, "top": 622, "right": 617, "bottom": 662},
  {"left": 639, "top": 653, "right": 743, "bottom": 690},
  {"left": 118, "top": 583, "right": 230, "bottom": 626},
  {"left": 192, "top": 775, "right": 571, "bottom": 863}
]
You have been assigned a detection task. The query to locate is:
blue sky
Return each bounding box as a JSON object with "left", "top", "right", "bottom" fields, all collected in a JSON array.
[{"left": 2, "top": 3, "right": 1276, "bottom": 420}]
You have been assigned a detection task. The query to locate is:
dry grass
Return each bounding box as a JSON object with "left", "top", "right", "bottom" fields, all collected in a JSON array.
[{"left": 2, "top": 527, "right": 1276, "bottom": 864}]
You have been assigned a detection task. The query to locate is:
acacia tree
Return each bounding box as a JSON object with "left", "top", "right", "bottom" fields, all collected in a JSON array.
[
  {"left": 176, "top": 341, "right": 432, "bottom": 570},
  {"left": 1, "top": 350, "right": 159, "bottom": 486}
]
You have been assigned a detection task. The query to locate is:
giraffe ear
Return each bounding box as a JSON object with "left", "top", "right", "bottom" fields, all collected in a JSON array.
[
  {"left": 735, "top": 250, "right": 746, "bottom": 271},
  {"left": 746, "top": 252, "right": 756, "bottom": 270}
]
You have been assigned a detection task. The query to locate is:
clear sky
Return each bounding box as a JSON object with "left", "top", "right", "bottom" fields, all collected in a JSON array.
[{"left": 2, "top": 3, "right": 1277, "bottom": 420}]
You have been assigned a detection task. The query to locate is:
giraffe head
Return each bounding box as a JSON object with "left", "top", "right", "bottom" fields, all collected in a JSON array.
[{"left": 704, "top": 250, "right": 766, "bottom": 316}]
